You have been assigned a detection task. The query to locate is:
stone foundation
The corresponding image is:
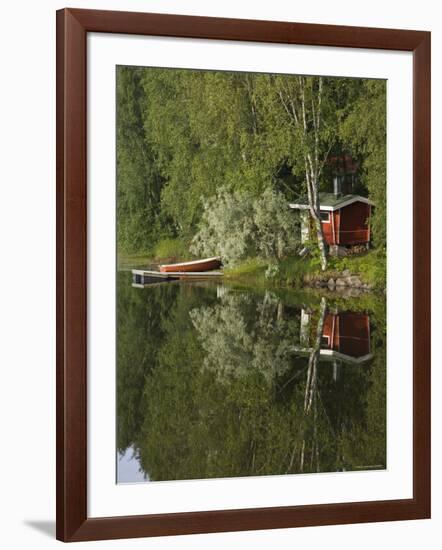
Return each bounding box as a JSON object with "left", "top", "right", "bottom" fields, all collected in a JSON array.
[
  {"left": 304, "top": 268, "right": 373, "bottom": 292},
  {"left": 329, "top": 245, "right": 348, "bottom": 257}
]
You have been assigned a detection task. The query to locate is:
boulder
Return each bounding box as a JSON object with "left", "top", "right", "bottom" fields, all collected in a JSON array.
[
  {"left": 345, "top": 275, "right": 363, "bottom": 287},
  {"left": 343, "top": 287, "right": 364, "bottom": 297},
  {"left": 330, "top": 245, "right": 348, "bottom": 257}
]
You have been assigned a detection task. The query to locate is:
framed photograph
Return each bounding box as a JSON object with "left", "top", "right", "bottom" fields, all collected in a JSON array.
[{"left": 56, "top": 8, "right": 431, "bottom": 542}]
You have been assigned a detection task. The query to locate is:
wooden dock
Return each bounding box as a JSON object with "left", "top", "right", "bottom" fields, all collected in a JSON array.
[{"left": 132, "top": 269, "right": 223, "bottom": 286}]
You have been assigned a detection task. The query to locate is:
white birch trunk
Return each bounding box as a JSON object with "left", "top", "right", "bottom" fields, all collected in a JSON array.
[{"left": 276, "top": 76, "right": 329, "bottom": 270}]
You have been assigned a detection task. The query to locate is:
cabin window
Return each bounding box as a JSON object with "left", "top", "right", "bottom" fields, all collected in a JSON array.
[
  {"left": 321, "top": 335, "right": 330, "bottom": 347},
  {"left": 320, "top": 211, "right": 330, "bottom": 223}
]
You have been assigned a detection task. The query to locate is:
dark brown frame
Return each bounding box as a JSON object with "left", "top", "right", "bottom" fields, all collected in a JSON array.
[{"left": 56, "top": 8, "right": 431, "bottom": 542}]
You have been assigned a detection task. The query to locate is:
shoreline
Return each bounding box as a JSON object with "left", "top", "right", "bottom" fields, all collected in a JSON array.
[{"left": 118, "top": 250, "right": 386, "bottom": 295}]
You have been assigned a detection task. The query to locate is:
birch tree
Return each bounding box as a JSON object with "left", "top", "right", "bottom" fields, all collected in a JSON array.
[{"left": 271, "top": 76, "right": 333, "bottom": 270}]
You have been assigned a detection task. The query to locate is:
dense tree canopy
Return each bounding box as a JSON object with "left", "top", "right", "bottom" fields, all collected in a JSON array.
[
  {"left": 116, "top": 67, "right": 386, "bottom": 257},
  {"left": 340, "top": 80, "right": 387, "bottom": 249}
]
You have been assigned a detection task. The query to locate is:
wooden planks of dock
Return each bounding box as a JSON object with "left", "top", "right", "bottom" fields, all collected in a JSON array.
[{"left": 132, "top": 269, "right": 223, "bottom": 285}]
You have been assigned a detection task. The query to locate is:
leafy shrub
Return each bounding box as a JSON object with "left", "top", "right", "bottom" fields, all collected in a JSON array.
[
  {"left": 190, "top": 188, "right": 256, "bottom": 265},
  {"left": 265, "top": 262, "right": 280, "bottom": 280},
  {"left": 191, "top": 187, "right": 300, "bottom": 265},
  {"left": 254, "top": 188, "right": 300, "bottom": 260}
]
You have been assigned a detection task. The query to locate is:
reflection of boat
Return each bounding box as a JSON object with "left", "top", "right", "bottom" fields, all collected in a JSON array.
[
  {"left": 296, "top": 310, "right": 372, "bottom": 364},
  {"left": 159, "top": 257, "right": 222, "bottom": 273}
]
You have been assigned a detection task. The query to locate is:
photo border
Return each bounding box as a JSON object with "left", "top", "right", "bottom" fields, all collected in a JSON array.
[{"left": 56, "top": 8, "right": 431, "bottom": 542}]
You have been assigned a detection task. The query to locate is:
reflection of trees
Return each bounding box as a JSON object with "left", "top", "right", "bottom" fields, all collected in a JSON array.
[
  {"left": 117, "top": 276, "right": 387, "bottom": 482},
  {"left": 304, "top": 297, "right": 327, "bottom": 414},
  {"left": 190, "top": 290, "right": 297, "bottom": 383},
  {"left": 116, "top": 275, "right": 179, "bottom": 451}
]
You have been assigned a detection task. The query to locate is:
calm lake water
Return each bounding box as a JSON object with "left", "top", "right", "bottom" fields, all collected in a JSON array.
[{"left": 116, "top": 272, "right": 386, "bottom": 483}]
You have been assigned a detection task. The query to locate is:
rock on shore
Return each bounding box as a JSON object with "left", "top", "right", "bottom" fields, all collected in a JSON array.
[{"left": 304, "top": 271, "right": 373, "bottom": 291}]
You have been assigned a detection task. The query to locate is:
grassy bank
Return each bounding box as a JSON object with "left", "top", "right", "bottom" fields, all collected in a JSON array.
[
  {"left": 118, "top": 238, "right": 191, "bottom": 270},
  {"left": 119, "top": 242, "right": 386, "bottom": 292},
  {"left": 225, "top": 250, "right": 386, "bottom": 291}
]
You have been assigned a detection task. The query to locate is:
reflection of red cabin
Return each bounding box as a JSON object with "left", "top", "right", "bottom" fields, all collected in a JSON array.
[
  {"left": 289, "top": 193, "right": 373, "bottom": 246},
  {"left": 322, "top": 312, "right": 370, "bottom": 358}
]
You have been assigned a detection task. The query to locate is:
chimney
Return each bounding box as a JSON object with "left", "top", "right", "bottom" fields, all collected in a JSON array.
[{"left": 333, "top": 175, "right": 342, "bottom": 197}]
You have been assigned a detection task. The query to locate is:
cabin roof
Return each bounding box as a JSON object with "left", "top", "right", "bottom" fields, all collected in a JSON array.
[
  {"left": 288, "top": 193, "right": 374, "bottom": 212},
  {"left": 290, "top": 346, "right": 373, "bottom": 365}
]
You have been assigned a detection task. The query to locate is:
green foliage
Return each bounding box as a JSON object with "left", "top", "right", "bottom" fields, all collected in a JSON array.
[
  {"left": 223, "top": 258, "right": 269, "bottom": 281},
  {"left": 117, "top": 68, "right": 386, "bottom": 258},
  {"left": 116, "top": 68, "right": 388, "bottom": 483},
  {"left": 253, "top": 76, "right": 338, "bottom": 185},
  {"left": 254, "top": 188, "right": 300, "bottom": 259},
  {"left": 116, "top": 67, "right": 166, "bottom": 254},
  {"left": 328, "top": 250, "right": 386, "bottom": 290},
  {"left": 340, "top": 80, "right": 387, "bottom": 249},
  {"left": 223, "top": 255, "right": 318, "bottom": 289},
  {"left": 190, "top": 187, "right": 256, "bottom": 265},
  {"left": 222, "top": 249, "right": 386, "bottom": 293},
  {"left": 275, "top": 256, "right": 314, "bottom": 286},
  {"left": 139, "top": 69, "right": 277, "bottom": 239},
  {"left": 191, "top": 187, "right": 300, "bottom": 265},
  {"left": 302, "top": 237, "right": 326, "bottom": 271},
  {"left": 154, "top": 238, "right": 190, "bottom": 261}
]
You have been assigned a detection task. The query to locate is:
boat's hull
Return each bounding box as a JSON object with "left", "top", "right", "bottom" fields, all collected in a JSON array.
[{"left": 159, "top": 257, "right": 222, "bottom": 273}]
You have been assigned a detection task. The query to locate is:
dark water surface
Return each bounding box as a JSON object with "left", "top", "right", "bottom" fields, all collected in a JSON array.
[{"left": 116, "top": 272, "right": 386, "bottom": 483}]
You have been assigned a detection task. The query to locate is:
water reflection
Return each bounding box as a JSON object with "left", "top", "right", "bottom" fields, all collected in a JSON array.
[
  {"left": 117, "top": 445, "right": 149, "bottom": 483},
  {"left": 297, "top": 308, "right": 372, "bottom": 362},
  {"left": 117, "top": 274, "right": 386, "bottom": 483}
]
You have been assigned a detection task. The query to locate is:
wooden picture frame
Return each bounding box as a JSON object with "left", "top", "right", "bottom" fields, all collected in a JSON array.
[{"left": 56, "top": 8, "right": 431, "bottom": 542}]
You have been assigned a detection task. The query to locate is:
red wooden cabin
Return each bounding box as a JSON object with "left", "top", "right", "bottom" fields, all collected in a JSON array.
[{"left": 289, "top": 193, "right": 373, "bottom": 247}]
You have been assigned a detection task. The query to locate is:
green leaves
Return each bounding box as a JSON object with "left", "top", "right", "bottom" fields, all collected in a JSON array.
[
  {"left": 190, "top": 187, "right": 300, "bottom": 265},
  {"left": 340, "top": 80, "right": 387, "bottom": 249},
  {"left": 116, "top": 66, "right": 165, "bottom": 253},
  {"left": 117, "top": 68, "right": 386, "bottom": 256}
]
